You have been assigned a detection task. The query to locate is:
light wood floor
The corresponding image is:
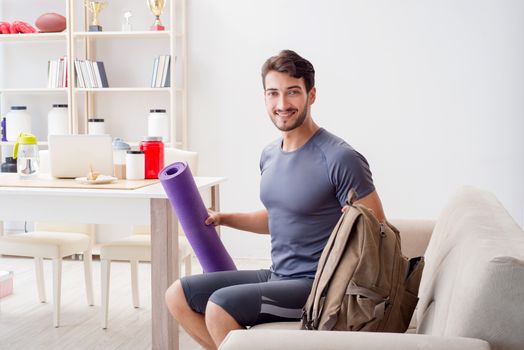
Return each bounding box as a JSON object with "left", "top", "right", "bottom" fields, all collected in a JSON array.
[{"left": 0, "top": 255, "right": 270, "bottom": 350}]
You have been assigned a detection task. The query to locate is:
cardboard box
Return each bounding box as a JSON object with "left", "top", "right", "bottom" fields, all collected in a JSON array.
[{"left": 0, "top": 271, "right": 13, "bottom": 298}]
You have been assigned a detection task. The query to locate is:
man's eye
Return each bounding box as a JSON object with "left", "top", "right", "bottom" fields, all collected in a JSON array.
[
  {"left": 267, "top": 92, "right": 278, "bottom": 97},
  {"left": 289, "top": 90, "right": 300, "bottom": 95}
]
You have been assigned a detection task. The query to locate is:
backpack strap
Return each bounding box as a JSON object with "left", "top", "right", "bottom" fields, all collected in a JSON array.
[{"left": 346, "top": 189, "right": 358, "bottom": 206}]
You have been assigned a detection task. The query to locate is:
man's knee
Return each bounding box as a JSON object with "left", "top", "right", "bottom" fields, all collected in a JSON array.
[
  {"left": 165, "top": 279, "right": 190, "bottom": 318},
  {"left": 205, "top": 301, "right": 237, "bottom": 327}
]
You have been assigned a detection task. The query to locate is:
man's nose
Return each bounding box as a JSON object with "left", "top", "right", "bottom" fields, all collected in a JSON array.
[{"left": 276, "top": 94, "right": 290, "bottom": 110}]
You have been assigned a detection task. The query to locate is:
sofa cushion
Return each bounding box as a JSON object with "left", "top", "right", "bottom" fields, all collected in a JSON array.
[
  {"left": 417, "top": 186, "right": 524, "bottom": 350},
  {"left": 220, "top": 330, "right": 491, "bottom": 350}
]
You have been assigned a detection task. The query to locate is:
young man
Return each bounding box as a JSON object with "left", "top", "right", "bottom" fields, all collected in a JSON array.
[{"left": 165, "top": 50, "right": 386, "bottom": 349}]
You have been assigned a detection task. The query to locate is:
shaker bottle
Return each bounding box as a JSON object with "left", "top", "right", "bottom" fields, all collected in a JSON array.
[
  {"left": 13, "top": 133, "right": 39, "bottom": 177},
  {"left": 112, "top": 138, "right": 130, "bottom": 179},
  {"left": 139, "top": 136, "right": 164, "bottom": 179}
]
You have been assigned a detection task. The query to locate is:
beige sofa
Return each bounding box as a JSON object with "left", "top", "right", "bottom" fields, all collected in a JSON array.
[{"left": 220, "top": 186, "right": 524, "bottom": 350}]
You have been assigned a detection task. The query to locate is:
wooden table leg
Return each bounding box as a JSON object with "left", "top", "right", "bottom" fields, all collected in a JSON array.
[
  {"left": 211, "top": 184, "right": 221, "bottom": 237},
  {"left": 151, "top": 198, "right": 180, "bottom": 350}
]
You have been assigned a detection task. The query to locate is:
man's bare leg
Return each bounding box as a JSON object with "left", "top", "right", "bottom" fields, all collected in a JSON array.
[
  {"left": 165, "top": 280, "right": 216, "bottom": 350},
  {"left": 205, "top": 301, "right": 245, "bottom": 347}
]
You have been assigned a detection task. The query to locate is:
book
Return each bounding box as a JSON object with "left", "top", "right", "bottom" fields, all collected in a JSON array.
[
  {"left": 161, "top": 55, "right": 171, "bottom": 88},
  {"left": 156, "top": 55, "right": 166, "bottom": 88},
  {"left": 96, "top": 61, "right": 109, "bottom": 88},
  {"left": 151, "top": 57, "right": 159, "bottom": 88},
  {"left": 93, "top": 61, "right": 103, "bottom": 88},
  {"left": 74, "top": 59, "right": 85, "bottom": 88}
]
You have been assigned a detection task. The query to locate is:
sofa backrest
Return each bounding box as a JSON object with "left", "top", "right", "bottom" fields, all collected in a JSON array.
[{"left": 416, "top": 186, "right": 524, "bottom": 350}]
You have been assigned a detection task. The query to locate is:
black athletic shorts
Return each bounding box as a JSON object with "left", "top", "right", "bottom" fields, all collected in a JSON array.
[{"left": 180, "top": 269, "right": 313, "bottom": 327}]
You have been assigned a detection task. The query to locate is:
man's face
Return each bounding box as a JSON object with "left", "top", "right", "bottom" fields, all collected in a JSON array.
[{"left": 264, "top": 71, "right": 315, "bottom": 132}]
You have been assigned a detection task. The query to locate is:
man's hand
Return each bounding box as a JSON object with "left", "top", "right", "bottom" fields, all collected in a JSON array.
[{"left": 205, "top": 209, "right": 221, "bottom": 226}]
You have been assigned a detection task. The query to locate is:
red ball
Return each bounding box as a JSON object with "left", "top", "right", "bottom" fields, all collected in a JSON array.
[{"left": 35, "top": 13, "right": 66, "bottom": 33}]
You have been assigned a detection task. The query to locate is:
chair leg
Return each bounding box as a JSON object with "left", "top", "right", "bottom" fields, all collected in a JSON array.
[
  {"left": 83, "top": 250, "right": 94, "bottom": 306},
  {"left": 130, "top": 260, "right": 140, "bottom": 308},
  {"left": 52, "top": 258, "right": 62, "bottom": 328},
  {"left": 101, "top": 259, "right": 110, "bottom": 329},
  {"left": 34, "top": 257, "right": 46, "bottom": 303}
]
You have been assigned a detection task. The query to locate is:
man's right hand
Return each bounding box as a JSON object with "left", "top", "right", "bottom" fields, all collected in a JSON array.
[{"left": 205, "top": 209, "right": 221, "bottom": 226}]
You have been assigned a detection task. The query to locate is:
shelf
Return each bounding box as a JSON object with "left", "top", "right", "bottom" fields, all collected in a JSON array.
[
  {"left": 74, "top": 87, "right": 171, "bottom": 93},
  {"left": 0, "top": 88, "right": 68, "bottom": 94},
  {"left": 0, "top": 32, "right": 67, "bottom": 43},
  {"left": 73, "top": 31, "right": 171, "bottom": 39}
]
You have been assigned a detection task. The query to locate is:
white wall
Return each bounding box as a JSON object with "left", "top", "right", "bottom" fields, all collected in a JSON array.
[
  {"left": 2, "top": 1, "right": 523, "bottom": 259},
  {"left": 187, "top": 0, "right": 524, "bottom": 258}
]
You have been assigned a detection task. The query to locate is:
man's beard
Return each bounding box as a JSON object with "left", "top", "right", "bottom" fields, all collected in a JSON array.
[{"left": 270, "top": 99, "right": 309, "bottom": 132}]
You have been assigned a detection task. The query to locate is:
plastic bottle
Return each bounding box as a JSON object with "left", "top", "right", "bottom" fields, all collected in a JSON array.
[
  {"left": 48, "top": 104, "right": 69, "bottom": 136},
  {"left": 147, "top": 109, "right": 169, "bottom": 143},
  {"left": 139, "top": 136, "right": 164, "bottom": 179},
  {"left": 6, "top": 106, "right": 31, "bottom": 142}
]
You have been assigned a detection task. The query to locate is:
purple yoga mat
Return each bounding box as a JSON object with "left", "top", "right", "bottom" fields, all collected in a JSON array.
[{"left": 159, "top": 161, "right": 237, "bottom": 272}]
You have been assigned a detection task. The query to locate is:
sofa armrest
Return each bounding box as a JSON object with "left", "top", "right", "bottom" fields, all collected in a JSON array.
[
  {"left": 390, "top": 219, "right": 435, "bottom": 258},
  {"left": 219, "top": 330, "right": 491, "bottom": 350}
]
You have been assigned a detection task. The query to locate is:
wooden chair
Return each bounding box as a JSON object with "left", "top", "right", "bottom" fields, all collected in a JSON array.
[{"left": 0, "top": 223, "right": 94, "bottom": 327}]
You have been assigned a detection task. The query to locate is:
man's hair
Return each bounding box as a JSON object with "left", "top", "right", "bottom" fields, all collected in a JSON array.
[{"left": 261, "top": 50, "right": 315, "bottom": 93}]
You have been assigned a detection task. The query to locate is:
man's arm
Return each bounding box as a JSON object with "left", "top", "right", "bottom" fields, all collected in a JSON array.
[
  {"left": 205, "top": 209, "right": 269, "bottom": 235},
  {"left": 342, "top": 190, "right": 386, "bottom": 222}
]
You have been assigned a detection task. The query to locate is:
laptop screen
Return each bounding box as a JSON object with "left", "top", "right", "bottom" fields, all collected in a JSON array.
[{"left": 48, "top": 135, "right": 113, "bottom": 178}]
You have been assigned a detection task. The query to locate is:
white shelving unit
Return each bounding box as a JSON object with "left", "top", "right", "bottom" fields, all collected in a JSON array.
[
  {"left": 0, "top": 0, "right": 187, "bottom": 153},
  {"left": 69, "top": 0, "right": 187, "bottom": 149},
  {"left": 0, "top": 0, "right": 71, "bottom": 162}
]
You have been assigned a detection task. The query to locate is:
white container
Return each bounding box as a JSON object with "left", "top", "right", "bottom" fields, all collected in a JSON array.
[
  {"left": 6, "top": 106, "right": 31, "bottom": 142},
  {"left": 88, "top": 118, "right": 105, "bottom": 135},
  {"left": 48, "top": 104, "right": 69, "bottom": 136},
  {"left": 126, "top": 150, "right": 145, "bottom": 180},
  {"left": 147, "top": 109, "right": 169, "bottom": 143}
]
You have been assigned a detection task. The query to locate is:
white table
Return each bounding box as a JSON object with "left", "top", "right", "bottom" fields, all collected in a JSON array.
[{"left": 0, "top": 176, "right": 226, "bottom": 350}]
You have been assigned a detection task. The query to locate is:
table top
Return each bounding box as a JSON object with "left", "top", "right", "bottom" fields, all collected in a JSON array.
[{"left": 0, "top": 173, "right": 226, "bottom": 199}]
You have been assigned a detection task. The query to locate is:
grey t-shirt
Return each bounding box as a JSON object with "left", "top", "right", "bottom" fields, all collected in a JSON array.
[{"left": 259, "top": 128, "right": 375, "bottom": 278}]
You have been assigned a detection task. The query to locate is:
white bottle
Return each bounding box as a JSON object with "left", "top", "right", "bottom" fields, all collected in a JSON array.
[
  {"left": 48, "top": 104, "right": 69, "bottom": 136},
  {"left": 6, "top": 106, "right": 31, "bottom": 142},
  {"left": 147, "top": 109, "right": 169, "bottom": 143},
  {"left": 88, "top": 118, "right": 106, "bottom": 135},
  {"left": 126, "top": 150, "right": 145, "bottom": 180}
]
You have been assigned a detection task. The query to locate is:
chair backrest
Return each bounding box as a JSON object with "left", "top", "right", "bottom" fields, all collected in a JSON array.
[
  {"left": 164, "top": 148, "right": 199, "bottom": 176},
  {"left": 133, "top": 148, "right": 199, "bottom": 236},
  {"left": 34, "top": 222, "right": 92, "bottom": 236}
]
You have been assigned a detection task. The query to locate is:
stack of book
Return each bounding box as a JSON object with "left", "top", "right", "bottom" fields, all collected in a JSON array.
[
  {"left": 47, "top": 57, "right": 68, "bottom": 88},
  {"left": 151, "top": 55, "right": 171, "bottom": 88},
  {"left": 74, "top": 60, "right": 109, "bottom": 88}
]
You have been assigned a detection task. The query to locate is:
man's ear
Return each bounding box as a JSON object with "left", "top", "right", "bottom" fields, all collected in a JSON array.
[{"left": 309, "top": 87, "right": 317, "bottom": 104}]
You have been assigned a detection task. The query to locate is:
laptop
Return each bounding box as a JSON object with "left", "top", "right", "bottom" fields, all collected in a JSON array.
[{"left": 48, "top": 134, "right": 113, "bottom": 178}]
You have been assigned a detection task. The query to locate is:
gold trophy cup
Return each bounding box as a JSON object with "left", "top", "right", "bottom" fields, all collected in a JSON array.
[
  {"left": 147, "top": 0, "right": 166, "bottom": 31},
  {"left": 84, "top": 0, "right": 108, "bottom": 32}
]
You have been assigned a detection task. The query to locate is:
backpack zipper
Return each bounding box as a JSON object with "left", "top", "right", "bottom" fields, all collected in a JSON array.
[{"left": 374, "top": 222, "right": 386, "bottom": 287}]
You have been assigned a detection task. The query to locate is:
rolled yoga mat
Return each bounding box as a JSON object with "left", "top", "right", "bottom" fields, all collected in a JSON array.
[{"left": 159, "top": 161, "right": 237, "bottom": 272}]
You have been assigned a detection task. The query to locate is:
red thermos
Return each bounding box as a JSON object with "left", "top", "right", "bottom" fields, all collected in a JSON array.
[{"left": 139, "top": 136, "right": 164, "bottom": 179}]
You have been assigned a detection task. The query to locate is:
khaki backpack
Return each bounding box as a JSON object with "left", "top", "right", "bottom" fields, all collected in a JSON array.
[{"left": 301, "top": 191, "right": 424, "bottom": 332}]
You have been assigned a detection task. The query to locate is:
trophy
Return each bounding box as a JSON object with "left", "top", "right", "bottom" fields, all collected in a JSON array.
[
  {"left": 84, "top": 0, "right": 108, "bottom": 32},
  {"left": 147, "top": 0, "right": 166, "bottom": 31}
]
